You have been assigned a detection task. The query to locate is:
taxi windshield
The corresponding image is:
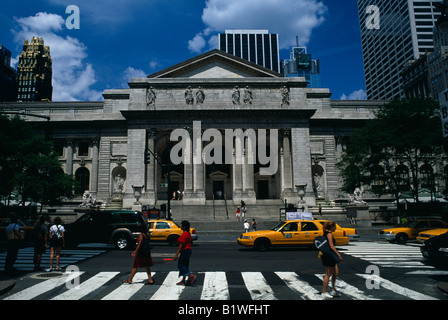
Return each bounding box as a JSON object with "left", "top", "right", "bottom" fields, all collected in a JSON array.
[{"left": 271, "top": 221, "right": 287, "bottom": 231}]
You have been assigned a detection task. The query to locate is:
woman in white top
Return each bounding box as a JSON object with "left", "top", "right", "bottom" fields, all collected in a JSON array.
[{"left": 48, "top": 217, "right": 65, "bottom": 271}]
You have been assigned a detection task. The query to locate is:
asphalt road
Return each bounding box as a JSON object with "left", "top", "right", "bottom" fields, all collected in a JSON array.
[{"left": 1, "top": 238, "right": 447, "bottom": 305}]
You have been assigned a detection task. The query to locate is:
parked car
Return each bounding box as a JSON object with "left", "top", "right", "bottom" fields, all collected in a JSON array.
[
  {"left": 64, "top": 210, "right": 148, "bottom": 250},
  {"left": 237, "top": 220, "right": 349, "bottom": 251},
  {"left": 0, "top": 217, "right": 35, "bottom": 242},
  {"left": 417, "top": 228, "right": 448, "bottom": 243},
  {"left": 147, "top": 219, "right": 197, "bottom": 246},
  {"left": 420, "top": 231, "right": 448, "bottom": 264},
  {"left": 378, "top": 218, "right": 448, "bottom": 244}
]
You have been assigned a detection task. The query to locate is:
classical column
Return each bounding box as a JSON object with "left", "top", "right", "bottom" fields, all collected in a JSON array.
[
  {"left": 145, "top": 129, "right": 157, "bottom": 205},
  {"left": 123, "top": 128, "right": 146, "bottom": 209},
  {"left": 291, "top": 127, "right": 315, "bottom": 206},
  {"left": 65, "top": 138, "right": 74, "bottom": 176},
  {"left": 232, "top": 148, "right": 243, "bottom": 204},
  {"left": 280, "top": 129, "right": 295, "bottom": 199},
  {"left": 183, "top": 130, "right": 194, "bottom": 201},
  {"left": 90, "top": 137, "right": 100, "bottom": 197},
  {"left": 243, "top": 136, "right": 256, "bottom": 203}
]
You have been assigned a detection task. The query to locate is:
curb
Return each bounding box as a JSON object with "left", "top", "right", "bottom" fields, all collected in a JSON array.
[
  {"left": 437, "top": 282, "right": 448, "bottom": 295},
  {"left": 0, "top": 280, "right": 15, "bottom": 296}
]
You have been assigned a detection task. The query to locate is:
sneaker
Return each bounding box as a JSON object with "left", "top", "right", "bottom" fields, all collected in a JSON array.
[
  {"left": 330, "top": 290, "right": 341, "bottom": 297},
  {"left": 176, "top": 281, "right": 185, "bottom": 286},
  {"left": 321, "top": 292, "right": 333, "bottom": 299},
  {"left": 189, "top": 274, "right": 197, "bottom": 285}
]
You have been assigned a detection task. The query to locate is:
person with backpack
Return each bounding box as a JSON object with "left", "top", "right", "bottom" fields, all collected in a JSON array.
[
  {"left": 48, "top": 217, "right": 65, "bottom": 271},
  {"left": 123, "top": 225, "right": 154, "bottom": 285},
  {"left": 4, "top": 215, "right": 22, "bottom": 273},
  {"left": 33, "top": 216, "right": 48, "bottom": 271}
]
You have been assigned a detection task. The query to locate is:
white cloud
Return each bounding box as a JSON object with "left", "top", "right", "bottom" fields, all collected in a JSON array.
[
  {"left": 188, "top": 33, "right": 207, "bottom": 53},
  {"left": 191, "top": 0, "right": 327, "bottom": 52},
  {"left": 340, "top": 89, "right": 367, "bottom": 100},
  {"left": 121, "top": 67, "right": 147, "bottom": 88},
  {"left": 11, "top": 12, "right": 102, "bottom": 101}
]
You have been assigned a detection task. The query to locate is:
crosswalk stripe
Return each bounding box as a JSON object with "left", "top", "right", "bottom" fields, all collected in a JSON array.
[
  {"left": 356, "top": 273, "right": 437, "bottom": 300},
  {"left": 51, "top": 271, "right": 119, "bottom": 300},
  {"left": 3, "top": 271, "right": 84, "bottom": 300},
  {"left": 1, "top": 270, "right": 441, "bottom": 301},
  {"left": 314, "top": 274, "right": 378, "bottom": 300},
  {"left": 241, "top": 272, "right": 277, "bottom": 300},
  {"left": 200, "top": 271, "right": 230, "bottom": 300},
  {"left": 150, "top": 271, "right": 185, "bottom": 300},
  {"left": 101, "top": 272, "right": 156, "bottom": 300},
  {"left": 275, "top": 272, "right": 321, "bottom": 300}
]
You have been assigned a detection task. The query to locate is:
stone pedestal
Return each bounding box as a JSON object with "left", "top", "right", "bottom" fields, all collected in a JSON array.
[{"left": 346, "top": 205, "right": 371, "bottom": 227}]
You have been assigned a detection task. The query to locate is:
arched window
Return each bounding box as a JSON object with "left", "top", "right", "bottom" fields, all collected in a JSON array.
[
  {"left": 420, "top": 164, "right": 434, "bottom": 189},
  {"left": 75, "top": 167, "right": 90, "bottom": 195},
  {"left": 370, "top": 165, "right": 385, "bottom": 192},
  {"left": 396, "top": 165, "right": 409, "bottom": 192}
]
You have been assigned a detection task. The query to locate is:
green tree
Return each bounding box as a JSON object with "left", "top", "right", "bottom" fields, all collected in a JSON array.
[
  {"left": 337, "top": 97, "right": 444, "bottom": 203},
  {"left": 0, "top": 115, "right": 75, "bottom": 210}
]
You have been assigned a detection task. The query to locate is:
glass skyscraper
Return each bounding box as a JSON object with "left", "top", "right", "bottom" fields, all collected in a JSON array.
[
  {"left": 218, "top": 30, "right": 281, "bottom": 74},
  {"left": 358, "top": 0, "right": 442, "bottom": 100}
]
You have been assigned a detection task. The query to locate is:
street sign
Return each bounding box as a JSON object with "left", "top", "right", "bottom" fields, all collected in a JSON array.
[
  {"left": 439, "top": 89, "right": 448, "bottom": 138},
  {"left": 159, "top": 183, "right": 168, "bottom": 188}
]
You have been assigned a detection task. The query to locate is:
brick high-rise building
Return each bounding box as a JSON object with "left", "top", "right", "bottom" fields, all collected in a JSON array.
[{"left": 17, "top": 37, "right": 52, "bottom": 102}]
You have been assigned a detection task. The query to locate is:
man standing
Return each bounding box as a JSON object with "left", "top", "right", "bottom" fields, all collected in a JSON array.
[{"left": 5, "top": 215, "right": 22, "bottom": 273}]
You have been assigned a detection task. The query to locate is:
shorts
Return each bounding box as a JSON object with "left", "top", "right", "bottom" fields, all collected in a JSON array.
[{"left": 322, "top": 253, "right": 337, "bottom": 267}]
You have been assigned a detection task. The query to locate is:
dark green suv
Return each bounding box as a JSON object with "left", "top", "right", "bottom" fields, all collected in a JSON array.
[{"left": 65, "top": 210, "right": 148, "bottom": 250}]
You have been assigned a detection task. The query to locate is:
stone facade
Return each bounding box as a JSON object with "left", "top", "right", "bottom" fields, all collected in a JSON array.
[{"left": 1, "top": 50, "right": 392, "bottom": 211}]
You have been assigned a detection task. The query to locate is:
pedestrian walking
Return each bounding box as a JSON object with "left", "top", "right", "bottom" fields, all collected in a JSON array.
[
  {"left": 251, "top": 219, "right": 258, "bottom": 231},
  {"left": 243, "top": 220, "right": 250, "bottom": 233},
  {"left": 4, "top": 215, "right": 22, "bottom": 273},
  {"left": 33, "top": 216, "right": 48, "bottom": 271},
  {"left": 241, "top": 205, "right": 247, "bottom": 218},
  {"left": 174, "top": 220, "right": 196, "bottom": 286},
  {"left": 349, "top": 215, "right": 356, "bottom": 226},
  {"left": 48, "top": 217, "right": 65, "bottom": 271},
  {"left": 320, "top": 221, "right": 343, "bottom": 299},
  {"left": 235, "top": 206, "right": 241, "bottom": 221},
  {"left": 123, "top": 226, "right": 154, "bottom": 285}
]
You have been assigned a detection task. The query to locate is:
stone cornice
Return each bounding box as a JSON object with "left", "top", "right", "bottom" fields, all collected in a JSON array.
[{"left": 121, "top": 109, "right": 316, "bottom": 129}]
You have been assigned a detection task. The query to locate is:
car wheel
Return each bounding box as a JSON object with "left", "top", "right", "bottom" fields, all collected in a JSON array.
[
  {"left": 167, "top": 234, "right": 179, "bottom": 246},
  {"left": 114, "top": 233, "right": 130, "bottom": 250},
  {"left": 396, "top": 233, "right": 408, "bottom": 245},
  {"left": 254, "top": 238, "right": 270, "bottom": 252}
]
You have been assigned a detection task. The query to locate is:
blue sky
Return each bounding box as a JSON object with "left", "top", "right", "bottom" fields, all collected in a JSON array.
[{"left": 0, "top": 0, "right": 367, "bottom": 101}]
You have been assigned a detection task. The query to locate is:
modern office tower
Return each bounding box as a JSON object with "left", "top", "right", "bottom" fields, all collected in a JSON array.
[
  {"left": 357, "top": 0, "right": 442, "bottom": 100},
  {"left": 0, "top": 45, "right": 17, "bottom": 102},
  {"left": 218, "top": 29, "right": 281, "bottom": 73},
  {"left": 16, "top": 37, "right": 53, "bottom": 102},
  {"left": 282, "top": 42, "right": 321, "bottom": 88}
]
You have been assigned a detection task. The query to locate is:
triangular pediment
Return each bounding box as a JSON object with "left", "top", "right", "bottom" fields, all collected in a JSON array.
[{"left": 147, "top": 49, "right": 283, "bottom": 79}]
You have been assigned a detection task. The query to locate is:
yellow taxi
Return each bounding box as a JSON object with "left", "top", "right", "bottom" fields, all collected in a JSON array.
[
  {"left": 378, "top": 218, "right": 447, "bottom": 244},
  {"left": 416, "top": 228, "right": 448, "bottom": 243},
  {"left": 237, "top": 220, "right": 349, "bottom": 251},
  {"left": 315, "top": 220, "right": 359, "bottom": 241},
  {"left": 147, "top": 219, "right": 197, "bottom": 245}
]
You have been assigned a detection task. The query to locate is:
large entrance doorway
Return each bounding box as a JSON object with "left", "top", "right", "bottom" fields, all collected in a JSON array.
[
  {"left": 257, "top": 180, "right": 269, "bottom": 199},
  {"left": 213, "top": 180, "right": 224, "bottom": 200}
]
